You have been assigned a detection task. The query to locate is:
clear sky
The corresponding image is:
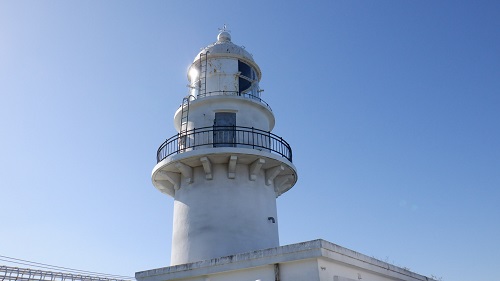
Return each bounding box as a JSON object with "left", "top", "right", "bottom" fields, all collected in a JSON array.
[{"left": 1, "top": 1, "right": 499, "bottom": 281}]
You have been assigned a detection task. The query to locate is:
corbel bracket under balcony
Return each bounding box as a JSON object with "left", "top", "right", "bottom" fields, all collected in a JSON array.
[
  {"left": 265, "top": 165, "right": 284, "bottom": 186},
  {"left": 228, "top": 155, "right": 238, "bottom": 179},
  {"left": 156, "top": 170, "right": 181, "bottom": 191},
  {"left": 200, "top": 157, "right": 213, "bottom": 180},
  {"left": 175, "top": 162, "right": 193, "bottom": 184},
  {"left": 249, "top": 158, "right": 265, "bottom": 181}
]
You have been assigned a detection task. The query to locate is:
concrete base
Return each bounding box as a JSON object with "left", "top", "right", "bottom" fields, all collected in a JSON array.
[{"left": 135, "top": 239, "right": 435, "bottom": 281}]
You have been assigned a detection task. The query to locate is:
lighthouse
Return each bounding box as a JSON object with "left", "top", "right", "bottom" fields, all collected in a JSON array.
[
  {"left": 138, "top": 29, "right": 436, "bottom": 281},
  {"left": 151, "top": 28, "right": 298, "bottom": 265}
]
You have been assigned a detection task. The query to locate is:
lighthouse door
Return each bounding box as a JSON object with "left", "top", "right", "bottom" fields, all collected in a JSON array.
[{"left": 213, "top": 112, "right": 236, "bottom": 147}]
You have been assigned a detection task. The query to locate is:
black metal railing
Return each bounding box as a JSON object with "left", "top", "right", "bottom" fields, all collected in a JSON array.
[
  {"left": 196, "top": 90, "right": 272, "bottom": 111},
  {"left": 156, "top": 126, "right": 292, "bottom": 163},
  {"left": 0, "top": 265, "right": 133, "bottom": 281}
]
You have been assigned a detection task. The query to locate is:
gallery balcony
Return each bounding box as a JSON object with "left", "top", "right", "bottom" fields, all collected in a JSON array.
[{"left": 156, "top": 126, "right": 292, "bottom": 163}]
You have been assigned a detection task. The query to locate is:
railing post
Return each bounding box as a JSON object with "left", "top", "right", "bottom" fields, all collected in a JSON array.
[
  {"left": 252, "top": 127, "right": 255, "bottom": 149},
  {"left": 213, "top": 124, "right": 216, "bottom": 147},
  {"left": 193, "top": 127, "right": 196, "bottom": 149},
  {"left": 280, "top": 137, "right": 283, "bottom": 157},
  {"left": 178, "top": 133, "right": 181, "bottom": 154}
]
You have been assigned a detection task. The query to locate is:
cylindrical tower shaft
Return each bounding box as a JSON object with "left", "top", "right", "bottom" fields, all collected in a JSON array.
[{"left": 171, "top": 163, "right": 279, "bottom": 263}]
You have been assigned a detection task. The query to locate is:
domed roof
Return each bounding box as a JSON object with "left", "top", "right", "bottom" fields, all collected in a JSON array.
[{"left": 194, "top": 31, "right": 255, "bottom": 62}]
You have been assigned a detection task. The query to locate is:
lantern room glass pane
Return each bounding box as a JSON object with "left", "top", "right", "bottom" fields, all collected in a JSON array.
[{"left": 238, "top": 60, "right": 254, "bottom": 94}]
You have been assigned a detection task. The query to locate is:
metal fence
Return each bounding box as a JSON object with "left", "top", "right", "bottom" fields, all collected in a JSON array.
[
  {"left": 195, "top": 90, "right": 272, "bottom": 111},
  {"left": 157, "top": 126, "right": 292, "bottom": 163},
  {"left": 0, "top": 266, "right": 132, "bottom": 281}
]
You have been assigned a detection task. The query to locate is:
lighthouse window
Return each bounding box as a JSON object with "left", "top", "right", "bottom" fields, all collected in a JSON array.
[
  {"left": 238, "top": 61, "right": 252, "bottom": 78},
  {"left": 213, "top": 112, "right": 236, "bottom": 147},
  {"left": 238, "top": 60, "right": 255, "bottom": 94}
]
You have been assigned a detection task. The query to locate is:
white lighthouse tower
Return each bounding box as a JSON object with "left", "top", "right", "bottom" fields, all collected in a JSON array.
[
  {"left": 138, "top": 29, "right": 436, "bottom": 281},
  {"left": 151, "top": 28, "right": 298, "bottom": 265}
]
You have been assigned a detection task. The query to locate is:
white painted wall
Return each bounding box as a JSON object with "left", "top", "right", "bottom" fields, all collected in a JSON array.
[
  {"left": 205, "top": 58, "right": 238, "bottom": 94},
  {"left": 137, "top": 240, "right": 434, "bottom": 281},
  {"left": 171, "top": 163, "right": 279, "bottom": 265},
  {"left": 280, "top": 259, "right": 320, "bottom": 281},
  {"left": 174, "top": 96, "right": 275, "bottom": 132},
  {"left": 206, "top": 265, "right": 274, "bottom": 281}
]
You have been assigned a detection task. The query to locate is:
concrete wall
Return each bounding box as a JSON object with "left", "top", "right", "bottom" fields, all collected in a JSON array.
[
  {"left": 137, "top": 240, "right": 435, "bottom": 281},
  {"left": 205, "top": 58, "right": 238, "bottom": 94},
  {"left": 205, "top": 265, "right": 275, "bottom": 281},
  {"left": 280, "top": 259, "right": 320, "bottom": 281},
  {"left": 174, "top": 96, "right": 275, "bottom": 133},
  {"left": 171, "top": 163, "right": 279, "bottom": 265}
]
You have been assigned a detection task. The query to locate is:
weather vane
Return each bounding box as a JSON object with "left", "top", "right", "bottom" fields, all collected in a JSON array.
[{"left": 218, "top": 24, "right": 231, "bottom": 33}]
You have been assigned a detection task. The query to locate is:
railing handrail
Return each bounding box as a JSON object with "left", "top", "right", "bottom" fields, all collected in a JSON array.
[
  {"left": 0, "top": 265, "right": 133, "bottom": 281},
  {"left": 157, "top": 126, "right": 292, "bottom": 163},
  {"left": 182, "top": 90, "right": 272, "bottom": 111}
]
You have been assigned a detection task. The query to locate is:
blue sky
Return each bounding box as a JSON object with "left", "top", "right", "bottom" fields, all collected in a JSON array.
[{"left": 1, "top": 1, "right": 499, "bottom": 281}]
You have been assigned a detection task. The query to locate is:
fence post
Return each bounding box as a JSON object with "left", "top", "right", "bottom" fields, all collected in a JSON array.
[
  {"left": 178, "top": 133, "right": 181, "bottom": 154},
  {"left": 193, "top": 128, "right": 196, "bottom": 149},
  {"left": 252, "top": 127, "right": 255, "bottom": 149},
  {"left": 280, "top": 137, "right": 283, "bottom": 157}
]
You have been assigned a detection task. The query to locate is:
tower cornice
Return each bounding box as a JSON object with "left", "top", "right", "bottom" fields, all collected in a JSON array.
[{"left": 152, "top": 147, "right": 297, "bottom": 198}]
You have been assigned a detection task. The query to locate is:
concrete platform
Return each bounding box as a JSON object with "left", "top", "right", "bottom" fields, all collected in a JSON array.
[{"left": 136, "top": 239, "right": 435, "bottom": 281}]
